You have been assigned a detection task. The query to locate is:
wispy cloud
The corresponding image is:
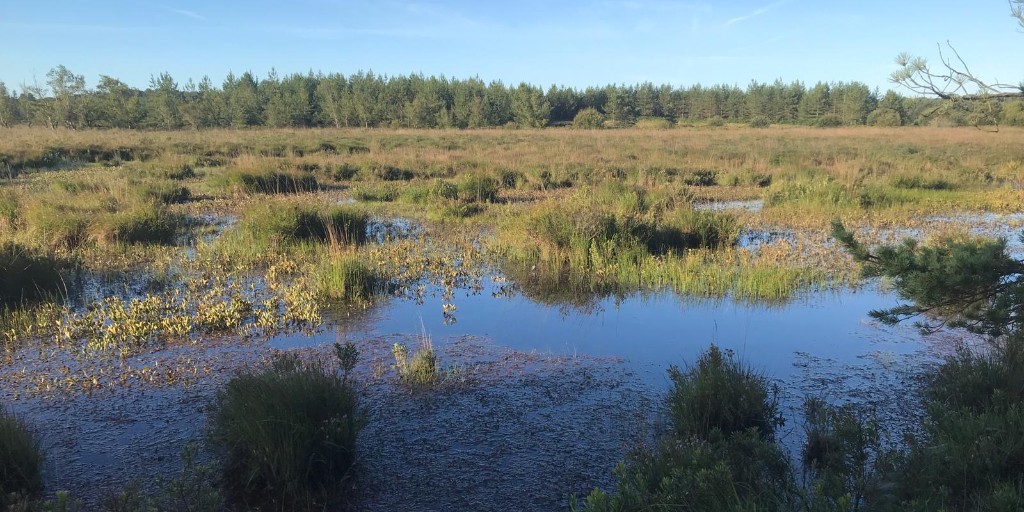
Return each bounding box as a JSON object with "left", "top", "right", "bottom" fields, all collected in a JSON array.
[
  {"left": 723, "top": 0, "right": 787, "bottom": 27},
  {"left": 168, "top": 8, "right": 207, "bottom": 22}
]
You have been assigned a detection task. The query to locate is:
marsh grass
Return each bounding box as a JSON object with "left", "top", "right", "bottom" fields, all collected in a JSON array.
[
  {"left": 0, "top": 406, "right": 44, "bottom": 509},
  {"left": 207, "top": 353, "right": 364, "bottom": 511},
  {"left": 314, "top": 253, "right": 386, "bottom": 302},
  {"left": 218, "top": 200, "right": 368, "bottom": 265}
]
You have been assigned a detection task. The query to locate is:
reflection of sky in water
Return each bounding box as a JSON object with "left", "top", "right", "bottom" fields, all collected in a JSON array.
[{"left": 277, "top": 277, "right": 946, "bottom": 390}]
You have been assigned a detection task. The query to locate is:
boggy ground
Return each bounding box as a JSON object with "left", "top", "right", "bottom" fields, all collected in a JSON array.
[{"left": 2, "top": 334, "right": 654, "bottom": 511}]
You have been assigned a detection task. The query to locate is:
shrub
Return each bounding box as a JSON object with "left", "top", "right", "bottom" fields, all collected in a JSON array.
[
  {"left": 573, "top": 346, "right": 793, "bottom": 512},
  {"left": 891, "top": 175, "right": 954, "bottom": 191},
  {"left": 212, "top": 170, "right": 319, "bottom": 195},
  {"left": 140, "top": 183, "right": 192, "bottom": 205},
  {"left": 164, "top": 164, "right": 197, "bottom": 180},
  {"left": 331, "top": 163, "right": 360, "bottom": 181},
  {"left": 801, "top": 398, "right": 897, "bottom": 508},
  {"left": 749, "top": 116, "right": 771, "bottom": 128},
  {"left": 0, "top": 406, "right": 44, "bottom": 509},
  {"left": 207, "top": 353, "right": 365, "bottom": 510},
  {"left": 369, "top": 163, "right": 414, "bottom": 181},
  {"left": 572, "top": 107, "right": 605, "bottom": 129},
  {"left": 352, "top": 183, "right": 399, "bottom": 202},
  {"left": 668, "top": 345, "right": 783, "bottom": 440},
  {"left": 240, "top": 171, "right": 319, "bottom": 194},
  {"left": 867, "top": 108, "right": 903, "bottom": 127}
]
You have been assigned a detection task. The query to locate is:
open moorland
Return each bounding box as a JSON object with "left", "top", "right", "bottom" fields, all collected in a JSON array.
[{"left": 1, "top": 125, "right": 1023, "bottom": 511}]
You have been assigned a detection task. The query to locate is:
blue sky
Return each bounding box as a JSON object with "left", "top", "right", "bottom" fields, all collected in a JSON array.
[{"left": 1, "top": 1, "right": 1021, "bottom": 94}]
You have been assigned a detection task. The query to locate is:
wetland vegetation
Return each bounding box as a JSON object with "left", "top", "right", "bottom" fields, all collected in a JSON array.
[{"left": 0, "top": 124, "right": 1022, "bottom": 510}]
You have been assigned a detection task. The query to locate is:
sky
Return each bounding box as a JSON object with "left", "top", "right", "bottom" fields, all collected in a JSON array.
[{"left": 1, "top": 0, "right": 1022, "bottom": 94}]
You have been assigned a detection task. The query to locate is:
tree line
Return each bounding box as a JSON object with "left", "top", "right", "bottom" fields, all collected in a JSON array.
[{"left": 1, "top": 65, "right": 1021, "bottom": 130}]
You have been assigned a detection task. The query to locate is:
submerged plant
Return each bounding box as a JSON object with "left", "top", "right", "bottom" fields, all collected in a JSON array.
[{"left": 393, "top": 329, "right": 439, "bottom": 387}]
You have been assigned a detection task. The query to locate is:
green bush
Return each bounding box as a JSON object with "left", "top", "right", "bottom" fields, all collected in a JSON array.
[
  {"left": 892, "top": 338, "right": 1024, "bottom": 511},
  {"left": 0, "top": 406, "right": 44, "bottom": 509},
  {"left": 392, "top": 339, "right": 439, "bottom": 387},
  {"left": 573, "top": 346, "right": 793, "bottom": 512},
  {"left": 683, "top": 169, "right": 718, "bottom": 186},
  {"left": 668, "top": 345, "right": 783, "bottom": 440},
  {"left": 801, "top": 398, "right": 897, "bottom": 508},
  {"left": 891, "top": 175, "right": 954, "bottom": 191},
  {"left": 868, "top": 108, "right": 903, "bottom": 127},
  {"left": 207, "top": 353, "right": 365, "bottom": 510},
  {"left": 140, "top": 183, "right": 192, "bottom": 205},
  {"left": 352, "top": 183, "right": 399, "bottom": 202},
  {"left": 573, "top": 107, "right": 605, "bottom": 129},
  {"left": 212, "top": 170, "right": 319, "bottom": 195},
  {"left": 749, "top": 116, "right": 771, "bottom": 128}
]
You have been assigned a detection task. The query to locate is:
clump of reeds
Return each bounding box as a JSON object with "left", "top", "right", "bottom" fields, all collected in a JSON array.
[
  {"left": 234, "top": 200, "right": 369, "bottom": 248},
  {"left": 0, "top": 406, "right": 44, "bottom": 509},
  {"left": 207, "top": 352, "right": 364, "bottom": 510},
  {"left": 314, "top": 253, "right": 384, "bottom": 302},
  {"left": 392, "top": 329, "right": 439, "bottom": 387}
]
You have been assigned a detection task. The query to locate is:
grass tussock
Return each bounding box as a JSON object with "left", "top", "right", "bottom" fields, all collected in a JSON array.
[
  {"left": 207, "top": 351, "right": 364, "bottom": 511},
  {"left": 392, "top": 335, "right": 440, "bottom": 387},
  {"left": 218, "top": 200, "right": 369, "bottom": 263},
  {"left": 0, "top": 406, "right": 44, "bottom": 509},
  {"left": 314, "top": 253, "right": 386, "bottom": 302}
]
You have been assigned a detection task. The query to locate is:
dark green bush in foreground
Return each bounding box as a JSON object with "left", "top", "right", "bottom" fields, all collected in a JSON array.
[
  {"left": 207, "top": 352, "right": 364, "bottom": 511},
  {"left": 0, "top": 406, "right": 44, "bottom": 509},
  {"left": 574, "top": 346, "right": 794, "bottom": 512}
]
